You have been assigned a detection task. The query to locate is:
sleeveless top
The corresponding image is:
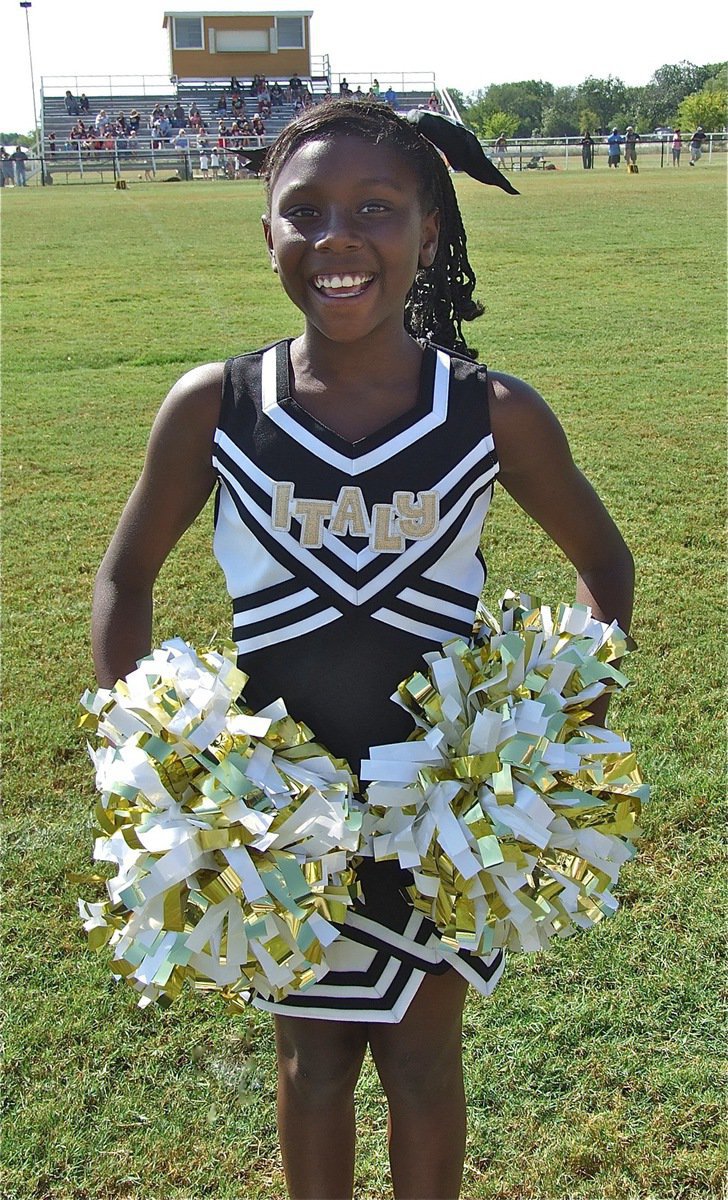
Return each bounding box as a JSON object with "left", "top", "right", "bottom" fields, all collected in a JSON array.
[{"left": 211, "top": 338, "right": 499, "bottom": 771}]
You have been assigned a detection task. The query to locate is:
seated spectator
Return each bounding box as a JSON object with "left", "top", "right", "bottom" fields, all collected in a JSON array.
[
  {"left": 47, "top": 131, "right": 57, "bottom": 156},
  {"left": 189, "top": 109, "right": 203, "bottom": 129},
  {"left": 231, "top": 92, "right": 244, "bottom": 114},
  {"left": 65, "top": 89, "right": 80, "bottom": 115},
  {"left": 173, "top": 102, "right": 186, "bottom": 127},
  {"left": 151, "top": 102, "right": 163, "bottom": 124},
  {"left": 189, "top": 100, "right": 200, "bottom": 120},
  {"left": 129, "top": 109, "right": 141, "bottom": 132},
  {"left": 163, "top": 103, "right": 174, "bottom": 121},
  {"left": 371, "top": 79, "right": 381, "bottom": 96},
  {"left": 230, "top": 75, "right": 242, "bottom": 94},
  {"left": 427, "top": 92, "right": 440, "bottom": 111},
  {"left": 339, "top": 77, "right": 349, "bottom": 95},
  {"left": 258, "top": 97, "right": 271, "bottom": 118},
  {"left": 217, "top": 91, "right": 227, "bottom": 112},
  {"left": 117, "top": 112, "right": 128, "bottom": 133},
  {"left": 271, "top": 81, "right": 285, "bottom": 107},
  {"left": 79, "top": 92, "right": 90, "bottom": 113},
  {"left": 95, "top": 108, "right": 108, "bottom": 131},
  {"left": 384, "top": 85, "right": 397, "bottom": 107},
  {"left": 252, "top": 113, "right": 265, "bottom": 142},
  {"left": 354, "top": 86, "right": 364, "bottom": 101},
  {"left": 289, "top": 72, "right": 303, "bottom": 100}
]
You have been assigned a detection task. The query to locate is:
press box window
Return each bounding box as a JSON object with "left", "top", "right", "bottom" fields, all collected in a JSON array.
[
  {"left": 276, "top": 16, "right": 304, "bottom": 48},
  {"left": 173, "top": 16, "right": 204, "bottom": 49}
]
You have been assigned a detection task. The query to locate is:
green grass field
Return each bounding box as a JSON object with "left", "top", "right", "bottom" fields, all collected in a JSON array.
[{"left": 2, "top": 164, "right": 726, "bottom": 1200}]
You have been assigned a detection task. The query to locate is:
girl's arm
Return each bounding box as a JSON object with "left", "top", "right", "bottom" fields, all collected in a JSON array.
[
  {"left": 489, "top": 371, "right": 634, "bottom": 633},
  {"left": 91, "top": 362, "right": 223, "bottom": 687}
]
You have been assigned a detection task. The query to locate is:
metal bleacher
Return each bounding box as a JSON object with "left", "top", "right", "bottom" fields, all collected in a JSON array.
[{"left": 39, "top": 74, "right": 442, "bottom": 182}]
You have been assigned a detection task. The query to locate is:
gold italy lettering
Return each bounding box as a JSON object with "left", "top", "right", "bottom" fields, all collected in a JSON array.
[
  {"left": 329, "top": 486, "right": 370, "bottom": 537},
  {"left": 272, "top": 481, "right": 294, "bottom": 531},
  {"left": 394, "top": 491, "right": 440, "bottom": 539},
  {"left": 371, "top": 504, "right": 404, "bottom": 553},
  {"left": 293, "top": 498, "right": 335, "bottom": 548}
]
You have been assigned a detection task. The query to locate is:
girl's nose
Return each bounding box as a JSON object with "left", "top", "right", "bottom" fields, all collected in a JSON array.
[{"left": 314, "top": 210, "right": 362, "bottom": 252}]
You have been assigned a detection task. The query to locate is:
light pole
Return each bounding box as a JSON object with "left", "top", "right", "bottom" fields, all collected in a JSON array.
[{"left": 19, "top": 1, "right": 43, "bottom": 183}]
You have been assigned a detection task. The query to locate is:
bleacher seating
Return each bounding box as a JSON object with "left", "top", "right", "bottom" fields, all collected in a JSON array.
[{"left": 40, "top": 78, "right": 440, "bottom": 180}]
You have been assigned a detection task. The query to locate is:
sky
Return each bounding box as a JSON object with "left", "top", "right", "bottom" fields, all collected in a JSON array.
[{"left": 1, "top": 0, "right": 725, "bottom": 135}]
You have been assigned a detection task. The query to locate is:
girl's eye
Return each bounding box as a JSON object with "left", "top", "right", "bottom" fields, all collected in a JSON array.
[
  {"left": 360, "top": 201, "right": 390, "bottom": 213},
  {"left": 284, "top": 205, "right": 319, "bottom": 218}
]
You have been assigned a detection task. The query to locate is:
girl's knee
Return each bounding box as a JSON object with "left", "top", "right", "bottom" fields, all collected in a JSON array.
[
  {"left": 276, "top": 1019, "right": 367, "bottom": 1107},
  {"left": 375, "top": 1042, "right": 463, "bottom": 1109}
]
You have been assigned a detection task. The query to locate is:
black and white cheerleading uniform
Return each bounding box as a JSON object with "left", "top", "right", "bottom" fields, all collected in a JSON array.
[{"left": 211, "top": 339, "right": 506, "bottom": 1021}]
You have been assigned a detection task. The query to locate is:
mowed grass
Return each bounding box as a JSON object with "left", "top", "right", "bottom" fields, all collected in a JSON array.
[{"left": 2, "top": 164, "right": 726, "bottom": 1200}]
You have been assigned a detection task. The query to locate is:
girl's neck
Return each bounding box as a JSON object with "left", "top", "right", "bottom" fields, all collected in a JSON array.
[
  {"left": 293, "top": 325, "right": 421, "bottom": 387},
  {"left": 289, "top": 327, "right": 426, "bottom": 443}
]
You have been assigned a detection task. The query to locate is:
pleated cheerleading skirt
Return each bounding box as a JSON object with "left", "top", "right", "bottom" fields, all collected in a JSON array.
[{"left": 253, "top": 860, "right": 506, "bottom": 1023}]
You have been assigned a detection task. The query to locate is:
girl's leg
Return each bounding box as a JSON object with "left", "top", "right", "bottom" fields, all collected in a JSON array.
[
  {"left": 274, "top": 1014, "right": 368, "bottom": 1200},
  {"left": 368, "top": 969, "right": 469, "bottom": 1200}
]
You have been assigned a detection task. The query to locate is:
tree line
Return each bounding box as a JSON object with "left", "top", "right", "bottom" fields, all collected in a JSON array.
[{"left": 449, "top": 61, "right": 727, "bottom": 140}]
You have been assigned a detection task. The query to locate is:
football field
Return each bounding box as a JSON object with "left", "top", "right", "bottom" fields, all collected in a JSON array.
[{"left": 2, "top": 165, "right": 726, "bottom": 1200}]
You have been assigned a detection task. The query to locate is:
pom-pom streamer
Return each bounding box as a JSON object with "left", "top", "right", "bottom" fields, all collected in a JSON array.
[
  {"left": 77, "top": 639, "right": 362, "bottom": 1008},
  {"left": 360, "top": 594, "right": 648, "bottom": 956}
]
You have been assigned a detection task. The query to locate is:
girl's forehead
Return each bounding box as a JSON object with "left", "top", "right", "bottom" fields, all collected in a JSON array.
[{"left": 272, "top": 134, "right": 418, "bottom": 192}]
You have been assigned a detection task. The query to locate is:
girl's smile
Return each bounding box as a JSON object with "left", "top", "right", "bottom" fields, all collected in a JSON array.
[{"left": 263, "top": 136, "right": 439, "bottom": 347}]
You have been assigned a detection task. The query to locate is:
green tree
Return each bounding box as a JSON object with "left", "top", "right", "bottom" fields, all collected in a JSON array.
[
  {"left": 484, "top": 80, "right": 553, "bottom": 136},
  {"left": 479, "top": 110, "right": 520, "bottom": 141},
  {"left": 677, "top": 89, "right": 728, "bottom": 131},
  {"left": 575, "top": 76, "right": 627, "bottom": 131},
  {"left": 446, "top": 86, "right": 467, "bottom": 115},
  {"left": 0, "top": 130, "right": 33, "bottom": 146},
  {"left": 541, "top": 87, "right": 579, "bottom": 136},
  {"left": 578, "top": 107, "right": 600, "bottom": 134},
  {"left": 648, "top": 61, "right": 705, "bottom": 123}
]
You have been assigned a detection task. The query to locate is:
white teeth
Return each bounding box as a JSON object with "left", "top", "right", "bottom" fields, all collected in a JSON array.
[{"left": 314, "top": 273, "right": 373, "bottom": 290}]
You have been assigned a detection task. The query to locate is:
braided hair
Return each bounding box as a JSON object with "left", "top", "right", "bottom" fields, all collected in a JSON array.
[{"left": 262, "top": 100, "right": 484, "bottom": 359}]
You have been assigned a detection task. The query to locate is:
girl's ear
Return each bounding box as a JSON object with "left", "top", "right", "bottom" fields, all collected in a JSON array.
[
  {"left": 418, "top": 208, "right": 440, "bottom": 269},
  {"left": 261, "top": 215, "right": 277, "bottom": 271}
]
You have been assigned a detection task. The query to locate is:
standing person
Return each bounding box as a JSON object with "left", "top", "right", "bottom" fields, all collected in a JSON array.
[
  {"left": 12, "top": 145, "right": 28, "bottom": 186},
  {"left": 689, "top": 126, "right": 706, "bottom": 165},
  {"left": 209, "top": 146, "right": 220, "bottom": 179},
  {"left": 624, "top": 126, "right": 640, "bottom": 171},
  {"left": 607, "top": 127, "right": 624, "bottom": 167},
  {"left": 493, "top": 131, "right": 508, "bottom": 168},
  {"left": 581, "top": 129, "right": 594, "bottom": 169},
  {"left": 91, "top": 100, "right": 634, "bottom": 1200},
  {"left": 672, "top": 128, "right": 682, "bottom": 165}
]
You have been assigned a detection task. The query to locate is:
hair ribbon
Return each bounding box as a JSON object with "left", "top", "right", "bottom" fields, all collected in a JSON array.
[{"left": 407, "top": 110, "right": 520, "bottom": 195}]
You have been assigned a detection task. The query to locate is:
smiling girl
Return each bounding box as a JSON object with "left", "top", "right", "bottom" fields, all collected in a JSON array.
[{"left": 92, "top": 101, "right": 634, "bottom": 1200}]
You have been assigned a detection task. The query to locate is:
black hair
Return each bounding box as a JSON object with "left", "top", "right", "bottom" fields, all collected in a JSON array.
[{"left": 262, "top": 100, "right": 484, "bottom": 359}]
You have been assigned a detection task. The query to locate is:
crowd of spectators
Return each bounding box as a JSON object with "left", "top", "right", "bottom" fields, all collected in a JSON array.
[{"left": 48, "top": 78, "right": 412, "bottom": 169}]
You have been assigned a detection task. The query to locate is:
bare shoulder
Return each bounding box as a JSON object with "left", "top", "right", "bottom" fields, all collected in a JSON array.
[
  {"left": 487, "top": 369, "right": 573, "bottom": 483},
  {"left": 154, "top": 361, "right": 225, "bottom": 433}
]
